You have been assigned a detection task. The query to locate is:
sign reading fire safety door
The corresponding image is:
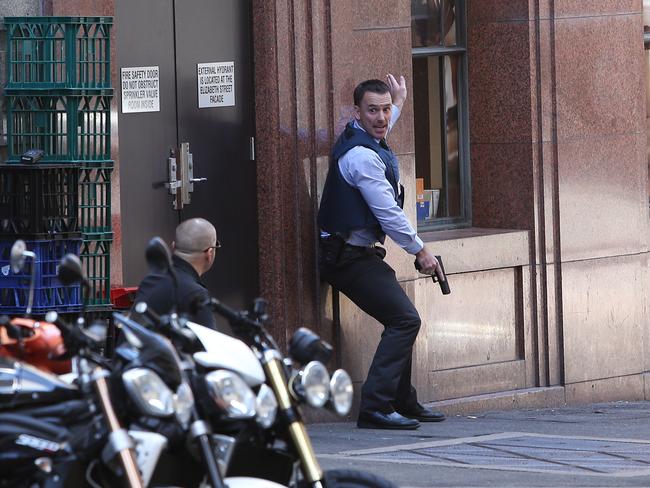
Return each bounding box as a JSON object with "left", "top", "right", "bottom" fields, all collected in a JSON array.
[
  {"left": 121, "top": 66, "right": 160, "bottom": 113},
  {"left": 198, "top": 62, "right": 235, "bottom": 108}
]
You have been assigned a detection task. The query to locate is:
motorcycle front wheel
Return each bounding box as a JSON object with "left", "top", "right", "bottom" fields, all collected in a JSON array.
[{"left": 318, "top": 469, "right": 398, "bottom": 488}]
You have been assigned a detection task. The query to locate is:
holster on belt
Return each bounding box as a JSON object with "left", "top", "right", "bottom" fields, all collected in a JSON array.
[
  {"left": 319, "top": 234, "right": 346, "bottom": 267},
  {"left": 319, "top": 234, "right": 386, "bottom": 268}
]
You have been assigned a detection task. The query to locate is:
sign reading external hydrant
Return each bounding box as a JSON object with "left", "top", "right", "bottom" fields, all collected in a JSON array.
[{"left": 197, "top": 61, "right": 235, "bottom": 108}]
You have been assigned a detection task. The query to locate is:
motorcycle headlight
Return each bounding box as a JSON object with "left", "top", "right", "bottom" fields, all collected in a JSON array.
[
  {"left": 255, "top": 384, "right": 278, "bottom": 428},
  {"left": 329, "top": 369, "right": 353, "bottom": 416},
  {"left": 123, "top": 368, "right": 174, "bottom": 417},
  {"left": 173, "top": 382, "right": 194, "bottom": 427},
  {"left": 301, "top": 361, "right": 330, "bottom": 408},
  {"left": 205, "top": 370, "right": 256, "bottom": 419}
]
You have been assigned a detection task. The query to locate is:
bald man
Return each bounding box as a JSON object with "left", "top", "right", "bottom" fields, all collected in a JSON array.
[{"left": 134, "top": 218, "right": 220, "bottom": 330}]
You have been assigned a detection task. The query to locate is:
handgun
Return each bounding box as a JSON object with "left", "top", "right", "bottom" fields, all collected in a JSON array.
[{"left": 414, "top": 255, "right": 451, "bottom": 295}]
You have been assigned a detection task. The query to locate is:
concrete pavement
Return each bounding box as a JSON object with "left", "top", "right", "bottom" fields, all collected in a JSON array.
[{"left": 307, "top": 401, "right": 650, "bottom": 487}]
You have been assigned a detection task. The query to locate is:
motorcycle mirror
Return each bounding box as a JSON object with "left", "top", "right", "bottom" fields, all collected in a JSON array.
[
  {"left": 10, "top": 240, "right": 27, "bottom": 273},
  {"left": 57, "top": 254, "right": 89, "bottom": 288},
  {"left": 145, "top": 237, "right": 173, "bottom": 273}
]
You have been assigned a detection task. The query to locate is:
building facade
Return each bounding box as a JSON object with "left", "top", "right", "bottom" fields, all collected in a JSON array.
[{"left": 1, "top": 0, "right": 648, "bottom": 415}]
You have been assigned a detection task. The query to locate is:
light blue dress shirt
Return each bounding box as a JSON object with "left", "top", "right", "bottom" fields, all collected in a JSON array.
[{"left": 337, "top": 105, "right": 424, "bottom": 255}]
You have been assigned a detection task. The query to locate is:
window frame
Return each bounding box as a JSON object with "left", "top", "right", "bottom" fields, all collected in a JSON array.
[{"left": 411, "top": 0, "right": 471, "bottom": 231}]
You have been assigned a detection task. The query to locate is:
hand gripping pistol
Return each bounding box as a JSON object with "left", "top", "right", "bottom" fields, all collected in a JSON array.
[{"left": 414, "top": 255, "right": 451, "bottom": 295}]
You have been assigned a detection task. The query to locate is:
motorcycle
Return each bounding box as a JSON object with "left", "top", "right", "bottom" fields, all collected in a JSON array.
[
  {"left": 113, "top": 309, "right": 287, "bottom": 488},
  {"left": 126, "top": 237, "right": 287, "bottom": 488},
  {"left": 133, "top": 237, "right": 397, "bottom": 488},
  {"left": 0, "top": 241, "right": 144, "bottom": 486},
  {"left": 1, "top": 240, "right": 286, "bottom": 488}
]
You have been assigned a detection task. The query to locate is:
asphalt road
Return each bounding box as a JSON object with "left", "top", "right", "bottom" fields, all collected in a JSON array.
[{"left": 308, "top": 401, "right": 650, "bottom": 487}]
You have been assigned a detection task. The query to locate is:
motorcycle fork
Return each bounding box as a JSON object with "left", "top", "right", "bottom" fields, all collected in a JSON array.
[
  {"left": 262, "top": 355, "right": 324, "bottom": 488},
  {"left": 93, "top": 369, "right": 145, "bottom": 488}
]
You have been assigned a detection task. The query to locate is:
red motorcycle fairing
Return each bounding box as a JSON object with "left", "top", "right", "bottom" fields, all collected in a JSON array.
[{"left": 0, "top": 318, "right": 71, "bottom": 374}]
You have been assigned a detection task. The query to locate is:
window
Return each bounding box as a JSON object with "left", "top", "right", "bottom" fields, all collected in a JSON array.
[{"left": 411, "top": 0, "right": 470, "bottom": 229}]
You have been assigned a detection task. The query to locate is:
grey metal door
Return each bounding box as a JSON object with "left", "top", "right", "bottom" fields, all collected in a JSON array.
[{"left": 116, "top": 0, "right": 257, "bottom": 308}]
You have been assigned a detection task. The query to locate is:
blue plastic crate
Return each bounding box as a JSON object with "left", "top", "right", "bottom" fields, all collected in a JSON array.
[
  {"left": 0, "top": 285, "right": 82, "bottom": 314},
  {"left": 0, "top": 238, "right": 82, "bottom": 313}
]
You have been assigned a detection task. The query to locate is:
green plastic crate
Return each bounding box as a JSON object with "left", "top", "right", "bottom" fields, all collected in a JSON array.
[
  {"left": 80, "top": 236, "right": 111, "bottom": 307},
  {"left": 6, "top": 92, "right": 112, "bottom": 162},
  {"left": 5, "top": 16, "right": 112, "bottom": 90},
  {"left": 79, "top": 163, "right": 113, "bottom": 238}
]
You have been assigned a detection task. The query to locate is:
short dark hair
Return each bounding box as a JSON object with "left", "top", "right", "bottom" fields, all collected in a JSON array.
[{"left": 353, "top": 79, "right": 390, "bottom": 106}]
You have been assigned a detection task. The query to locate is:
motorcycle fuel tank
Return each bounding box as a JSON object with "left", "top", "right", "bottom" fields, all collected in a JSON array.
[{"left": 185, "top": 321, "right": 265, "bottom": 386}]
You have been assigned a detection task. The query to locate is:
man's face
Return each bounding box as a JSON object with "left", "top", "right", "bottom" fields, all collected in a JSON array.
[{"left": 355, "top": 91, "right": 393, "bottom": 140}]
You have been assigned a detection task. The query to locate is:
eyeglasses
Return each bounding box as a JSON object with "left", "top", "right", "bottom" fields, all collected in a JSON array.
[
  {"left": 175, "top": 240, "right": 222, "bottom": 254},
  {"left": 203, "top": 240, "right": 222, "bottom": 253}
]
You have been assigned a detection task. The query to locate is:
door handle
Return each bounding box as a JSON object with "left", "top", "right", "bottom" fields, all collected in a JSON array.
[
  {"left": 153, "top": 144, "right": 207, "bottom": 210},
  {"left": 179, "top": 143, "right": 207, "bottom": 209}
]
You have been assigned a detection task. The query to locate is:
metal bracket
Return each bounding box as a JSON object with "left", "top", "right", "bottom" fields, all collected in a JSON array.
[
  {"left": 166, "top": 150, "right": 180, "bottom": 196},
  {"left": 101, "top": 429, "right": 135, "bottom": 466}
]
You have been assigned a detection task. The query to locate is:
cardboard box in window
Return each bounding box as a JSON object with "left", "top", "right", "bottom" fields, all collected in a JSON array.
[
  {"left": 416, "top": 178, "right": 425, "bottom": 202},
  {"left": 424, "top": 189, "right": 440, "bottom": 218}
]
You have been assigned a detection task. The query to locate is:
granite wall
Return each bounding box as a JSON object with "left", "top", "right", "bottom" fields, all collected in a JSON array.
[{"left": 253, "top": 0, "right": 650, "bottom": 414}]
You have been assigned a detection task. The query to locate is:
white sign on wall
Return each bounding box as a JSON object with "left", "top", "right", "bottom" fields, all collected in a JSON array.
[
  {"left": 121, "top": 66, "right": 160, "bottom": 113},
  {"left": 197, "top": 62, "right": 235, "bottom": 108}
]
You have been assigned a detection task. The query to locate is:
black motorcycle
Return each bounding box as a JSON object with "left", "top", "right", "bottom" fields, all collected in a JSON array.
[
  {"left": 131, "top": 237, "right": 397, "bottom": 488},
  {"left": 0, "top": 249, "right": 181, "bottom": 487}
]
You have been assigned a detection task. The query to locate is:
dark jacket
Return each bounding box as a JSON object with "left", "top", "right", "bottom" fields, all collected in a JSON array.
[
  {"left": 317, "top": 123, "right": 403, "bottom": 239},
  {"left": 134, "top": 255, "right": 218, "bottom": 330}
]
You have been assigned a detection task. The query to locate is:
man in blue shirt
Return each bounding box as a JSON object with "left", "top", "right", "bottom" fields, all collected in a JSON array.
[{"left": 318, "top": 76, "right": 445, "bottom": 430}]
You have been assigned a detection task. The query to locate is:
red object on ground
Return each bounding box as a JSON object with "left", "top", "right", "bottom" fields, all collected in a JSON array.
[{"left": 110, "top": 286, "right": 138, "bottom": 309}]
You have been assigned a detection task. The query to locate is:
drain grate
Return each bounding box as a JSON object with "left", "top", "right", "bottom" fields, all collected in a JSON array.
[{"left": 324, "top": 432, "right": 650, "bottom": 477}]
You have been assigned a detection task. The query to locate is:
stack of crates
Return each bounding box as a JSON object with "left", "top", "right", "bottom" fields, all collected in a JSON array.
[
  {"left": 0, "top": 165, "right": 83, "bottom": 313},
  {"left": 2, "top": 16, "right": 113, "bottom": 313}
]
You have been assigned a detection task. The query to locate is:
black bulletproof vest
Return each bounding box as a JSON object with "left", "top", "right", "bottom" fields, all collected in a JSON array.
[{"left": 317, "top": 123, "right": 403, "bottom": 239}]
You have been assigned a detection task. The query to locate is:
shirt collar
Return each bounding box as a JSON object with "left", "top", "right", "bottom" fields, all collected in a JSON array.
[
  {"left": 172, "top": 254, "right": 204, "bottom": 284},
  {"left": 352, "top": 119, "right": 382, "bottom": 144},
  {"left": 352, "top": 120, "right": 390, "bottom": 150}
]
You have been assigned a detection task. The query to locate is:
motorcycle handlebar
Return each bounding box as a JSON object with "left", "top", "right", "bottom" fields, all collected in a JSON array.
[
  {"left": 45, "top": 311, "right": 93, "bottom": 348},
  {"left": 134, "top": 301, "right": 162, "bottom": 324},
  {"left": 205, "top": 298, "right": 261, "bottom": 330},
  {"left": 132, "top": 302, "right": 200, "bottom": 352},
  {"left": 0, "top": 315, "right": 23, "bottom": 339},
  {"left": 43, "top": 312, "right": 108, "bottom": 367}
]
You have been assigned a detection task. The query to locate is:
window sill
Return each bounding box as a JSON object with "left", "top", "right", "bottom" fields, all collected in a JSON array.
[{"left": 419, "top": 227, "right": 531, "bottom": 274}]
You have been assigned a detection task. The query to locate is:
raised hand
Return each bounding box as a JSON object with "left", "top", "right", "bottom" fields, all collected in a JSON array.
[{"left": 386, "top": 73, "right": 407, "bottom": 111}]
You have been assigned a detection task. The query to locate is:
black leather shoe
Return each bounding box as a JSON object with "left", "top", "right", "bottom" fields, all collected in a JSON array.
[
  {"left": 357, "top": 411, "right": 420, "bottom": 430},
  {"left": 396, "top": 404, "right": 446, "bottom": 422}
]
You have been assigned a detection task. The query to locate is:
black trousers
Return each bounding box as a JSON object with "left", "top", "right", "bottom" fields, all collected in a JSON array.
[{"left": 320, "top": 245, "right": 421, "bottom": 414}]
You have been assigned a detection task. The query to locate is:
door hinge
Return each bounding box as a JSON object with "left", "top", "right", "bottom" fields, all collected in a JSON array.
[{"left": 249, "top": 136, "right": 255, "bottom": 161}]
